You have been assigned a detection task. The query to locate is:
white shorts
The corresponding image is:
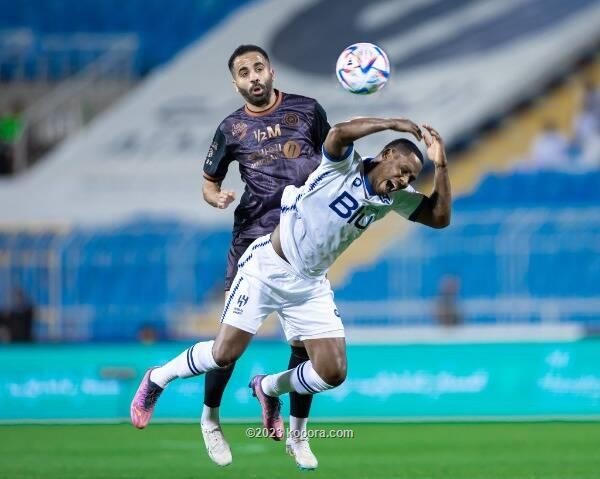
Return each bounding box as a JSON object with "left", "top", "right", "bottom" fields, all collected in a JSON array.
[{"left": 220, "top": 235, "right": 345, "bottom": 342}]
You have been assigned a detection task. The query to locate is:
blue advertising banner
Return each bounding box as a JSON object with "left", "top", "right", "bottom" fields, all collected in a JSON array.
[{"left": 1, "top": 341, "right": 599, "bottom": 422}]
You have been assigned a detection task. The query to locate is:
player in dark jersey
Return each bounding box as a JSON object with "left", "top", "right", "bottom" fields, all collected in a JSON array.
[
  {"left": 203, "top": 45, "right": 329, "bottom": 468},
  {"left": 130, "top": 45, "right": 327, "bottom": 469}
]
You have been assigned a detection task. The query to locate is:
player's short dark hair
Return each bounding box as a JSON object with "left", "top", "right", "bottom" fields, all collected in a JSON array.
[
  {"left": 384, "top": 138, "right": 424, "bottom": 164},
  {"left": 228, "top": 44, "right": 270, "bottom": 73}
]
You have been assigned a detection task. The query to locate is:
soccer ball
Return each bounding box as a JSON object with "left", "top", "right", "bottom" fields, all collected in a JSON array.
[{"left": 335, "top": 42, "right": 390, "bottom": 95}]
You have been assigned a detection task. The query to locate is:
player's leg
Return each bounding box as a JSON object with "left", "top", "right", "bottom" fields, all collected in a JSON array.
[
  {"left": 201, "top": 363, "right": 235, "bottom": 466},
  {"left": 257, "top": 280, "right": 347, "bottom": 399},
  {"left": 131, "top": 252, "right": 274, "bottom": 430},
  {"left": 130, "top": 324, "right": 253, "bottom": 429},
  {"left": 249, "top": 276, "right": 345, "bottom": 469},
  {"left": 202, "top": 238, "right": 252, "bottom": 432},
  {"left": 258, "top": 336, "right": 347, "bottom": 398},
  {"left": 249, "top": 335, "right": 345, "bottom": 469},
  {"left": 287, "top": 340, "right": 313, "bottom": 441},
  {"left": 286, "top": 340, "right": 316, "bottom": 469}
]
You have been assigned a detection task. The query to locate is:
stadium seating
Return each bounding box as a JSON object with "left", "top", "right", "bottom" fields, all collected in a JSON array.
[
  {"left": 335, "top": 170, "right": 600, "bottom": 325},
  {"left": 0, "top": 222, "right": 231, "bottom": 341},
  {"left": 1, "top": 170, "right": 598, "bottom": 340},
  {"left": 0, "top": 0, "right": 253, "bottom": 79}
]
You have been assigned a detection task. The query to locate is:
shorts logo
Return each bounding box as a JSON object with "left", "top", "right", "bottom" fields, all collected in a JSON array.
[
  {"left": 232, "top": 121, "right": 248, "bottom": 140},
  {"left": 237, "top": 295, "right": 249, "bottom": 308},
  {"left": 283, "top": 112, "right": 299, "bottom": 127},
  {"left": 233, "top": 294, "right": 249, "bottom": 315}
]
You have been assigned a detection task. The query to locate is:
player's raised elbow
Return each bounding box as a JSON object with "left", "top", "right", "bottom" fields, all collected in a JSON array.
[
  {"left": 326, "top": 125, "right": 345, "bottom": 144},
  {"left": 431, "top": 211, "right": 451, "bottom": 229},
  {"left": 324, "top": 125, "right": 351, "bottom": 157}
]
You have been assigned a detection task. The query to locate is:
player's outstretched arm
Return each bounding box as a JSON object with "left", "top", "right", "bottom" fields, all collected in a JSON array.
[
  {"left": 323, "top": 117, "right": 422, "bottom": 158},
  {"left": 412, "top": 124, "right": 451, "bottom": 229},
  {"left": 202, "top": 179, "right": 236, "bottom": 209}
]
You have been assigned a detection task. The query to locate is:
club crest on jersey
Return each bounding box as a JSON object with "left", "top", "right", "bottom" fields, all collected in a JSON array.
[
  {"left": 380, "top": 194, "right": 392, "bottom": 204},
  {"left": 283, "top": 112, "right": 299, "bottom": 127},
  {"left": 231, "top": 121, "right": 248, "bottom": 140},
  {"left": 329, "top": 192, "right": 375, "bottom": 230}
]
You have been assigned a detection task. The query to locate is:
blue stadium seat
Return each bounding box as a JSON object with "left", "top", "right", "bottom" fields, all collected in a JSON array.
[{"left": 0, "top": 0, "right": 254, "bottom": 79}]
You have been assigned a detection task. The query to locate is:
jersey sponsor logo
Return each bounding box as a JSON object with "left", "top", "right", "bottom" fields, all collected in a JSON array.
[
  {"left": 232, "top": 122, "right": 248, "bottom": 140},
  {"left": 248, "top": 142, "right": 287, "bottom": 169},
  {"left": 329, "top": 191, "right": 375, "bottom": 230},
  {"left": 283, "top": 112, "right": 299, "bottom": 127},
  {"left": 248, "top": 152, "right": 274, "bottom": 169},
  {"left": 253, "top": 124, "right": 282, "bottom": 143},
  {"left": 329, "top": 192, "right": 359, "bottom": 219},
  {"left": 283, "top": 140, "right": 301, "bottom": 159}
]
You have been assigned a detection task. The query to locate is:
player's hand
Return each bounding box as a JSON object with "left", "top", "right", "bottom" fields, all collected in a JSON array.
[
  {"left": 215, "top": 190, "right": 236, "bottom": 209},
  {"left": 391, "top": 119, "right": 422, "bottom": 141},
  {"left": 421, "top": 124, "right": 447, "bottom": 168}
]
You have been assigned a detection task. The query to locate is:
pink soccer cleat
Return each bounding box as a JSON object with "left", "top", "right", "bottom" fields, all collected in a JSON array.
[
  {"left": 130, "top": 368, "right": 164, "bottom": 429},
  {"left": 249, "top": 374, "right": 285, "bottom": 441}
]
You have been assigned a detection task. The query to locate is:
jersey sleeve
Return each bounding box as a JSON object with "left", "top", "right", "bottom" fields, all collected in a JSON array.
[
  {"left": 203, "top": 125, "right": 233, "bottom": 182},
  {"left": 320, "top": 142, "right": 358, "bottom": 174},
  {"left": 391, "top": 185, "right": 427, "bottom": 220},
  {"left": 311, "top": 101, "right": 331, "bottom": 150}
]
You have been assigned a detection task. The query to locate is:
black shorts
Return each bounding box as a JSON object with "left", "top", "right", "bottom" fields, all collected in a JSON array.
[{"left": 224, "top": 236, "right": 256, "bottom": 291}]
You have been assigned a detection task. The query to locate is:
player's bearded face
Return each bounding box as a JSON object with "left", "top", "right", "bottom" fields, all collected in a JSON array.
[
  {"left": 232, "top": 53, "right": 275, "bottom": 107},
  {"left": 242, "top": 76, "right": 274, "bottom": 107}
]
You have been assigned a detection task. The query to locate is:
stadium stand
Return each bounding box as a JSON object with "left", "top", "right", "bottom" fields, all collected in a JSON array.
[
  {"left": 1, "top": 168, "right": 598, "bottom": 341},
  {"left": 0, "top": 223, "right": 231, "bottom": 341},
  {"left": 0, "top": 0, "right": 253, "bottom": 79},
  {"left": 336, "top": 170, "right": 600, "bottom": 327},
  {"left": 0, "top": 0, "right": 599, "bottom": 342}
]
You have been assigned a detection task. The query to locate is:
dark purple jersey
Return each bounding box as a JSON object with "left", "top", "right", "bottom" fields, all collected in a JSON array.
[{"left": 203, "top": 90, "right": 330, "bottom": 241}]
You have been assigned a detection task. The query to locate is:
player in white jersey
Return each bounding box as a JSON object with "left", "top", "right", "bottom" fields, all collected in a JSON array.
[{"left": 131, "top": 117, "right": 451, "bottom": 465}]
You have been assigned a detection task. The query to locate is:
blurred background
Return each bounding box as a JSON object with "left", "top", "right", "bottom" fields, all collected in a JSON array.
[{"left": 0, "top": 0, "right": 599, "bottom": 423}]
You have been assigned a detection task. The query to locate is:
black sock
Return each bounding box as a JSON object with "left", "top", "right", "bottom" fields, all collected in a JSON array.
[
  {"left": 203, "top": 362, "right": 235, "bottom": 408},
  {"left": 288, "top": 345, "right": 313, "bottom": 418}
]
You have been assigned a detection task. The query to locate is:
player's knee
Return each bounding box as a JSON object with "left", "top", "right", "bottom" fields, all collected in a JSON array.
[
  {"left": 211, "top": 342, "right": 239, "bottom": 368},
  {"left": 323, "top": 367, "right": 347, "bottom": 387},
  {"left": 316, "top": 360, "right": 347, "bottom": 387}
]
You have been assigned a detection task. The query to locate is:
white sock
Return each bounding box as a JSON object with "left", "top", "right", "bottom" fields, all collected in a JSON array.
[
  {"left": 261, "top": 361, "right": 333, "bottom": 396},
  {"left": 261, "top": 368, "right": 295, "bottom": 396},
  {"left": 201, "top": 406, "right": 220, "bottom": 428},
  {"left": 289, "top": 415, "right": 308, "bottom": 440},
  {"left": 150, "top": 340, "right": 219, "bottom": 388}
]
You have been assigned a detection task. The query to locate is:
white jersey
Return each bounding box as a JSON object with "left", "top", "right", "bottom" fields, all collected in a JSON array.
[{"left": 279, "top": 144, "right": 425, "bottom": 278}]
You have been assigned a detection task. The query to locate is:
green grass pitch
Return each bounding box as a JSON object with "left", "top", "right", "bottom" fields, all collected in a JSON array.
[{"left": 2, "top": 422, "right": 599, "bottom": 478}]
